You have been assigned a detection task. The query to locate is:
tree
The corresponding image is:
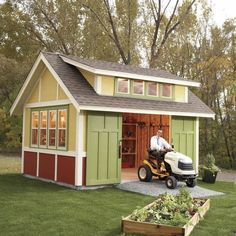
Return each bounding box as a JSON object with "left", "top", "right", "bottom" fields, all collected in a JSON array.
[{"left": 82, "top": 0, "right": 140, "bottom": 64}]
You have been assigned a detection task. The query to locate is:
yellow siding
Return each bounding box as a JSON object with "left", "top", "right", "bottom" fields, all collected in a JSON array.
[
  {"left": 80, "top": 69, "right": 95, "bottom": 87},
  {"left": 28, "top": 82, "right": 39, "bottom": 103},
  {"left": 24, "top": 108, "right": 30, "bottom": 147},
  {"left": 175, "top": 85, "right": 186, "bottom": 102},
  {"left": 58, "top": 86, "right": 68, "bottom": 100},
  {"left": 101, "top": 76, "right": 114, "bottom": 96},
  {"left": 68, "top": 104, "right": 77, "bottom": 151},
  {"left": 41, "top": 70, "right": 57, "bottom": 101}
]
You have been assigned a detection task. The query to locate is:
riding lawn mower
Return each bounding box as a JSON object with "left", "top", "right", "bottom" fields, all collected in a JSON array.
[{"left": 138, "top": 149, "right": 197, "bottom": 189}]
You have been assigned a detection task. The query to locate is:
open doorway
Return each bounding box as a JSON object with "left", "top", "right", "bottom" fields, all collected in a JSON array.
[{"left": 121, "top": 113, "right": 170, "bottom": 181}]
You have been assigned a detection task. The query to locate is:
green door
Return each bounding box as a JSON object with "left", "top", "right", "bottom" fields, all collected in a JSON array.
[
  {"left": 171, "top": 117, "right": 196, "bottom": 168},
  {"left": 86, "top": 111, "right": 122, "bottom": 186}
]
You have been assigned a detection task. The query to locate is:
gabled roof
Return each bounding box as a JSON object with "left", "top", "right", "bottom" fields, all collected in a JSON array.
[
  {"left": 11, "top": 51, "right": 214, "bottom": 118},
  {"left": 61, "top": 54, "right": 200, "bottom": 87}
]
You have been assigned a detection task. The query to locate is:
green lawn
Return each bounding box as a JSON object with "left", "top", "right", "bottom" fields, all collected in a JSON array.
[{"left": 0, "top": 157, "right": 235, "bottom": 236}]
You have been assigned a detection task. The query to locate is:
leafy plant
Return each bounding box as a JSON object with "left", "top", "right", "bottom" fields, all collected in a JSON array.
[
  {"left": 202, "top": 153, "right": 220, "bottom": 173},
  {"left": 129, "top": 188, "right": 205, "bottom": 227}
]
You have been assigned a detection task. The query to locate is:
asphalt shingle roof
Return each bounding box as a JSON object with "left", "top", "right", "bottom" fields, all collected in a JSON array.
[
  {"left": 61, "top": 54, "right": 194, "bottom": 83},
  {"left": 42, "top": 52, "right": 214, "bottom": 116}
]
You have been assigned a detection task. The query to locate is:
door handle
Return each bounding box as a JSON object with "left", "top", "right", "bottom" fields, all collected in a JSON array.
[{"left": 119, "top": 140, "right": 122, "bottom": 159}]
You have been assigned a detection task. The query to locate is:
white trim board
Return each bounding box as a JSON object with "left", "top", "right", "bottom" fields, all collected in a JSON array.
[
  {"left": 23, "top": 147, "right": 77, "bottom": 157},
  {"left": 21, "top": 107, "right": 26, "bottom": 173},
  {"left": 61, "top": 56, "right": 200, "bottom": 88},
  {"left": 25, "top": 99, "right": 71, "bottom": 108},
  {"left": 95, "top": 75, "right": 102, "bottom": 94},
  {"left": 79, "top": 106, "right": 215, "bottom": 119}
]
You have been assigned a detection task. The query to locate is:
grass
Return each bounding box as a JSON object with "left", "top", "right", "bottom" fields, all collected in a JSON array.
[
  {"left": 0, "top": 157, "right": 236, "bottom": 236},
  {"left": 0, "top": 154, "right": 21, "bottom": 174}
]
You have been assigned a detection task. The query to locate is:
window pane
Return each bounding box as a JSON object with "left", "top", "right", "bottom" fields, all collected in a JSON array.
[
  {"left": 133, "top": 81, "right": 144, "bottom": 95},
  {"left": 58, "top": 130, "right": 66, "bottom": 147},
  {"left": 162, "top": 84, "right": 172, "bottom": 97},
  {"left": 40, "top": 111, "right": 47, "bottom": 128},
  {"left": 49, "top": 130, "right": 56, "bottom": 146},
  {"left": 58, "top": 110, "right": 67, "bottom": 128},
  {"left": 147, "top": 82, "right": 158, "bottom": 96},
  {"left": 117, "top": 79, "right": 129, "bottom": 93},
  {"left": 49, "top": 111, "right": 56, "bottom": 128},
  {"left": 40, "top": 129, "right": 47, "bottom": 146},
  {"left": 32, "top": 129, "right": 38, "bottom": 145},
  {"left": 32, "top": 112, "right": 39, "bottom": 128}
]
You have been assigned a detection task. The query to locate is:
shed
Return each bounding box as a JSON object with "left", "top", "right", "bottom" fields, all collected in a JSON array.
[{"left": 11, "top": 52, "right": 214, "bottom": 187}]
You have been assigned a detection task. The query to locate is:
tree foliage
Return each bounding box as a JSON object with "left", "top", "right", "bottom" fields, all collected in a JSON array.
[{"left": 0, "top": 0, "right": 235, "bottom": 167}]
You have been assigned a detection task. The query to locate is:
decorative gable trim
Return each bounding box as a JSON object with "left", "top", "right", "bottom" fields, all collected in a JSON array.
[{"left": 10, "top": 53, "right": 80, "bottom": 115}]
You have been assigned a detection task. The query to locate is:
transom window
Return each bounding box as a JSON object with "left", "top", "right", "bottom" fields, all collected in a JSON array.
[
  {"left": 133, "top": 81, "right": 144, "bottom": 95},
  {"left": 31, "top": 107, "right": 68, "bottom": 150},
  {"left": 117, "top": 78, "right": 129, "bottom": 94},
  {"left": 147, "top": 82, "right": 158, "bottom": 96},
  {"left": 116, "top": 78, "right": 173, "bottom": 100},
  {"left": 161, "top": 84, "right": 172, "bottom": 98}
]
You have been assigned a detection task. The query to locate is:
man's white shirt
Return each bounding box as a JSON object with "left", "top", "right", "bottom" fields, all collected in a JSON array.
[{"left": 150, "top": 136, "right": 171, "bottom": 151}]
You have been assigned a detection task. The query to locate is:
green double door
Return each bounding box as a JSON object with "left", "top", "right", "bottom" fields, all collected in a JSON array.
[
  {"left": 171, "top": 117, "right": 197, "bottom": 168},
  {"left": 86, "top": 111, "right": 122, "bottom": 186}
]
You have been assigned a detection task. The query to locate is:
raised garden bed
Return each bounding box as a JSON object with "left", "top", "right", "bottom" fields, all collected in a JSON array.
[{"left": 122, "top": 189, "right": 210, "bottom": 236}]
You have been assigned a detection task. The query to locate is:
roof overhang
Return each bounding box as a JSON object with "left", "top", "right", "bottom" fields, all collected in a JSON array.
[
  {"left": 79, "top": 105, "right": 215, "bottom": 119},
  {"left": 60, "top": 56, "right": 201, "bottom": 88},
  {"left": 10, "top": 53, "right": 80, "bottom": 115}
]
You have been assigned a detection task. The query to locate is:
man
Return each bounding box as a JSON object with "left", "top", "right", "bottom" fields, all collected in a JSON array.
[{"left": 150, "top": 129, "right": 172, "bottom": 160}]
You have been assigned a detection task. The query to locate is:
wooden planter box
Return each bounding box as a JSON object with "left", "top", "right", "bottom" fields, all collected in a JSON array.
[{"left": 122, "top": 198, "right": 210, "bottom": 236}]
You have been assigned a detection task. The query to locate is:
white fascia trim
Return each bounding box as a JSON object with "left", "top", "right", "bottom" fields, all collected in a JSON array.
[
  {"left": 41, "top": 55, "right": 80, "bottom": 113},
  {"left": 195, "top": 117, "right": 199, "bottom": 174},
  {"left": 80, "top": 105, "right": 215, "bottom": 118},
  {"left": 61, "top": 56, "right": 200, "bottom": 88},
  {"left": 25, "top": 99, "right": 71, "bottom": 108},
  {"left": 10, "top": 54, "right": 42, "bottom": 115},
  {"left": 23, "top": 147, "right": 77, "bottom": 157}
]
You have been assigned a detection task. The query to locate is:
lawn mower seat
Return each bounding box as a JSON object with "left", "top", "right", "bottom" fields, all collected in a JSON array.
[{"left": 147, "top": 148, "right": 165, "bottom": 162}]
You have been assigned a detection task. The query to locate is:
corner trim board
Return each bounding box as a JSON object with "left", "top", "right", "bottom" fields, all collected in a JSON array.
[{"left": 195, "top": 118, "right": 199, "bottom": 174}]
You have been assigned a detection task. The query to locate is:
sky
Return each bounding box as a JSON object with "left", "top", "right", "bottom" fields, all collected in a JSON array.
[
  {"left": 0, "top": 0, "right": 235, "bottom": 26},
  {"left": 210, "top": 0, "right": 236, "bottom": 25}
]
